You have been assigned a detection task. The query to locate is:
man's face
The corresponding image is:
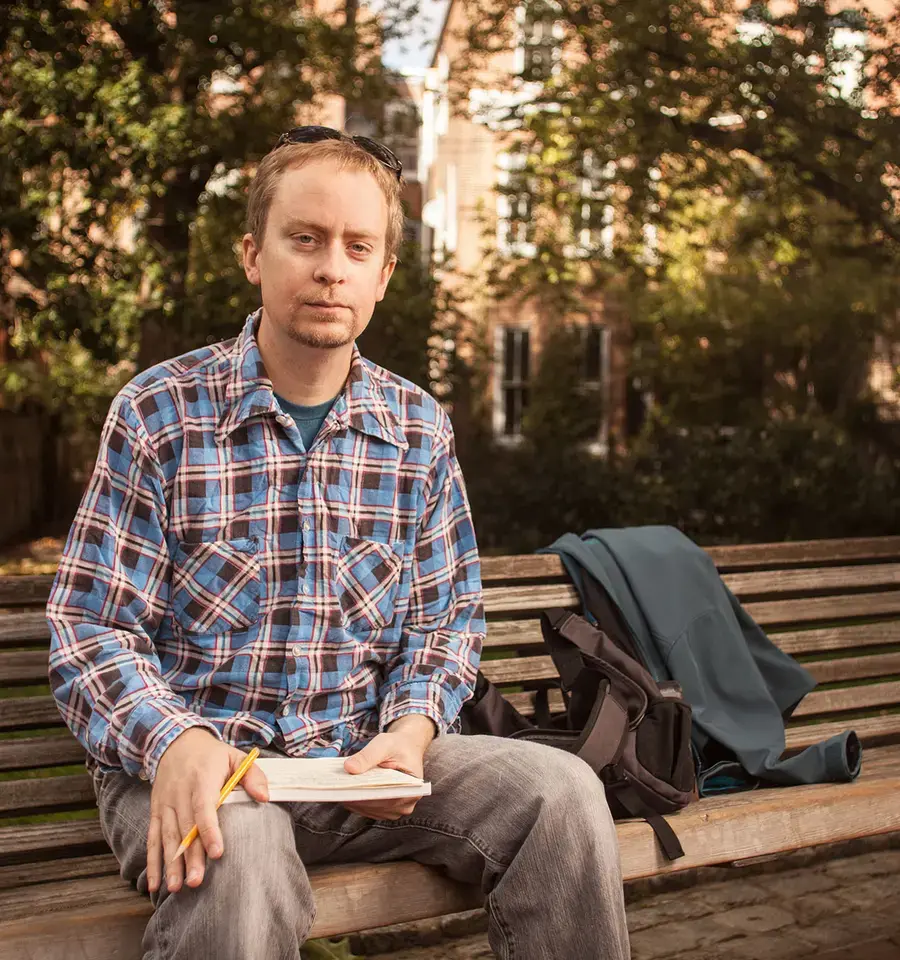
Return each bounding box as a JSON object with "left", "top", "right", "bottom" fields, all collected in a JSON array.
[{"left": 243, "top": 160, "right": 396, "bottom": 350}]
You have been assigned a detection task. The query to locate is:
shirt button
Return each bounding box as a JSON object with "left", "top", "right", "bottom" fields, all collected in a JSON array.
[
  {"left": 301, "top": 519, "right": 310, "bottom": 532},
  {"left": 281, "top": 705, "right": 291, "bottom": 717},
  {"left": 302, "top": 583, "right": 310, "bottom": 595},
  {"left": 277, "top": 415, "right": 291, "bottom": 427},
  {"left": 292, "top": 643, "right": 302, "bottom": 656}
]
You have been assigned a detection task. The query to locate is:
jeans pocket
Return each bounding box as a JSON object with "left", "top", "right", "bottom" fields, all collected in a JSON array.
[
  {"left": 171, "top": 537, "right": 261, "bottom": 638},
  {"left": 332, "top": 535, "right": 404, "bottom": 634}
]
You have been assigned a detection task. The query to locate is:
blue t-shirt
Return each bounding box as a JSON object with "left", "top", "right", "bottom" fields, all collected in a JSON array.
[{"left": 275, "top": 392, "right": 338, "bottom": 452}]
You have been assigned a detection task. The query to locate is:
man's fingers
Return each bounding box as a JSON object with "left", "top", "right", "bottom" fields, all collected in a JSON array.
[
  {"left": 240, "top": 761, "right": 269, "bottom": 803},
  {"left": 192, "top": 790, "right": 224, "bottom": 861},
  {"left": 146, "top": 813, "right": 163, "bottom": 894},
  {"left": 162, "top": 806, "right": 185, "bottom": 893}
]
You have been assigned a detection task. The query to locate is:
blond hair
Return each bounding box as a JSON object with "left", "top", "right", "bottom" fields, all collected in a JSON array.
[{"left": 246, "top": 139, "right": 404, "bottom": 264}]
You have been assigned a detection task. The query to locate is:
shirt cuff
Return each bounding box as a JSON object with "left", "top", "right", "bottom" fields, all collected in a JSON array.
[
  {"left": 119, "top": 699, "right": 223, "bottom": 782},
  {"left": 378, "top": 680, "right": 469, "bottom": 736}
]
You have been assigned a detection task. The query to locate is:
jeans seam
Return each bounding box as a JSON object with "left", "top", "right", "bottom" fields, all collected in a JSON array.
[
  {"left": 369, "top": 818, "right": 512, "bottom": 869},
  {"left": 294, "top": 816, "right": 512, "bottom": 868},
  {"left": 486, "top": 889, "right": 516, "bottom": 959}
]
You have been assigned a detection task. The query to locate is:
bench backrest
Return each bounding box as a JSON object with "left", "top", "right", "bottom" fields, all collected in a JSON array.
[{"left": 2, "top": 536, "right": 900, "bottom": 886}]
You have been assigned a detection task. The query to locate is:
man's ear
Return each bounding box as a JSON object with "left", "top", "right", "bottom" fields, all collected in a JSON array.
[
  {"left": 375, "top": 256, "right": 398, "bottom": 302},
  {"left": 242, "top": 233, "right": 262, "bottom": 286}
]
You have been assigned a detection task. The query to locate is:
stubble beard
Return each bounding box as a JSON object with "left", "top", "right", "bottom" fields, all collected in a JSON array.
[{"left": 285, "top": 303, "right": 358, "bottom": 350}]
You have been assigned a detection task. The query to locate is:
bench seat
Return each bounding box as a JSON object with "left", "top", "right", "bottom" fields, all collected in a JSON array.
[{"left": 2, "top": 536, "right": 900, "bottom": 959}]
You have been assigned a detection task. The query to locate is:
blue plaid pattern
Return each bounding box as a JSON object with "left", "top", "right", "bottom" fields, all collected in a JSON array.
[{"left": 47, "top": 312, "right": 485, "bottom": 780}]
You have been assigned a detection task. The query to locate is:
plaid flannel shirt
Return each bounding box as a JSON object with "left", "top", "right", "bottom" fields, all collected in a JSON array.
[{"left": 47, "top": 313, "right": 485, "bottom": 781}]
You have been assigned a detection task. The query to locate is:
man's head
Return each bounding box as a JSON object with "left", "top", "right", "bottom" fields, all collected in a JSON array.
[{"left": 242, "top": 129, "right": 404, "bottom": 351}]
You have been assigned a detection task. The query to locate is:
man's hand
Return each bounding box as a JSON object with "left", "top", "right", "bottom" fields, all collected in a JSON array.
[
  {"left": 146, "top": 728, "right": 269, "bottom": 895},
  {"left": 342, "top": 715, "right": 436, "bottom": 820}
]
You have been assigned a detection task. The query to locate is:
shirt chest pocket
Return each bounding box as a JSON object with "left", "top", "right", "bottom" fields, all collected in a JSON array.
[
  {"left": 332, "top": 535, "right": 404, "bottom": 634},
  {"left": 171, "top": 537, "right": 261, "bottom": 637}
]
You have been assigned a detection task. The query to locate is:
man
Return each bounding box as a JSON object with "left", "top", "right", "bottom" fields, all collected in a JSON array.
[{"left": 47, "top": 127, "right": 630, "bottom": 960}]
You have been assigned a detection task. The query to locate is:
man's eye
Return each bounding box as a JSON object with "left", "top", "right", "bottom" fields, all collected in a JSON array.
[
  {"left": 350, "top": 243, "right": 370, "bottom": 254},
  {"left": 294, "top": 234, "right": 315, "bottom": 244}
]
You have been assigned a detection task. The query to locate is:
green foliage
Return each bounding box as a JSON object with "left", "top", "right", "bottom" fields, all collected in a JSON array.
[
  {"left": 0, "top": 0, "right": 419, "bottom": 432},
  {"left": 301, "top": 938, "right": 361, "bottom": 960},
  {"left": 463, "top": 415, "right": 900, "bottom": 556}
]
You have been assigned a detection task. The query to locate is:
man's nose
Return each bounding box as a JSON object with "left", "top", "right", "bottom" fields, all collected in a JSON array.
[{"left": 312, "top": 244, "right": 347, "bottom": 285}]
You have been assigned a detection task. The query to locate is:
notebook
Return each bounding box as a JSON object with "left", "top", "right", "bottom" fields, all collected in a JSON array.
[{"left": 222, "top": 757, "right": 431, "bottom": 804}]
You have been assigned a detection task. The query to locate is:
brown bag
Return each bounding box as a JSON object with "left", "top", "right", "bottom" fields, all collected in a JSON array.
[{"left": 461, "top": 609, "right": 696, "bottom": 860}]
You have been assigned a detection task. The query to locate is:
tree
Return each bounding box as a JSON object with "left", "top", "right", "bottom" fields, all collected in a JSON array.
[
  {"left": 459, "top": 0, "right": 900, "bottom": 428},
  {"left": 0, "top": 0, "right": 417, "bottom": 428}
]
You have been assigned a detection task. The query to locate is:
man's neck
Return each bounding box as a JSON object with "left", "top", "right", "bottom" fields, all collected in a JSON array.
[{"left": 256, "top": 310, "right": 352, "bottom": 406}]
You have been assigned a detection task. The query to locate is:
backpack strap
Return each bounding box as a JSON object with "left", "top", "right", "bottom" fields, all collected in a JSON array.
[
  {"left": 571, "top": 679, "right": 629, "bottom": 772},
  {"left": 612, "top": 782, "right": 686, "bottom": 861},
  {"left": 541, "top": 609, "right": 650, "bottom": 723}
]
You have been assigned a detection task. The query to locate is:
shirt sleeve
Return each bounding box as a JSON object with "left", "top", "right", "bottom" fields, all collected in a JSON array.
[
  {"left": 47, "top": 394, "right": 220, "bottom": 781},
  {"left": 378, "top": 424, "right": 485, "bottom": 734}
]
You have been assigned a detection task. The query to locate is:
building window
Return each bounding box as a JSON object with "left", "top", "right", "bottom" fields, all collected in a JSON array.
[
  {"left": 580, "top": 322, "right": 610, "bottom": 453},
  {"left": 496, "top": 326, "right": 531, "bottom": 437},
  {"left": 518, "top": 1, "right": 560, "bottom": 83},
  {"left": 498, "top": 151, "right": 536, "bottom": 256}
]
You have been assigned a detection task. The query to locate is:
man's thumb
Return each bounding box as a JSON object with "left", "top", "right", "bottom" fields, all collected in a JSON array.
[{"left": 344, "top": 739, "right": 386, "bottom": 775}]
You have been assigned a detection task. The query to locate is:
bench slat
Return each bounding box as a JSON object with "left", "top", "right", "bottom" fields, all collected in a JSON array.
[
  {"left": 481, "top": 651, "right": 900, "bottom": 689},
  {"left": 0, "top": 697, "right": 60, "bottom": 732},
  {"left": 483, "top": 619, "right": 900, "bottom": 654},
  {"left": 0, "top": 774, "right": 95, "bottom": 818},
  {"left": 1, "top": 749, "right": 899, "bottom": 952},
  {"left": 0, "top": 854, "right": 118, "bottom": 893},
  {"left": 483, "top": 584, "right": 900, "bottom": 624},
  {"left": 786, "top": 715, "right": 900, "bottom": 751},
  {"left": 0, "top": 650, "right": 47, "bottom": 685},
  {"left": 0, "top": 612, "right": 49, "bottom": 649},
  {"left": 0, "top": 735, "right": 85, "bottom": 773},
  {"left": 0, "top": 819, "right": 104, "bottom": 866},
  {"left": 792, "top": 680, "right": 900, "bottom": 718},
  {"left": 480, "top": 537, "right": 900, "bottom": 582}
]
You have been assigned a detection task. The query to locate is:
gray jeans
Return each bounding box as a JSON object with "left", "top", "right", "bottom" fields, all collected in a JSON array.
[{"left": 96, "top": 734, "right": 630, "bottom": 960}]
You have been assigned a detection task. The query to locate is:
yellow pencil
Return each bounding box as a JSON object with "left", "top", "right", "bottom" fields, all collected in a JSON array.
[{"left": 168, "top": 746, "right": 261, "bottom": 865}]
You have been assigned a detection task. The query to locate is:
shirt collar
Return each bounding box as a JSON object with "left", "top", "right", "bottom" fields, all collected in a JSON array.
[{"left": 216, "top": 311, "right": 407, "bottom": 450}]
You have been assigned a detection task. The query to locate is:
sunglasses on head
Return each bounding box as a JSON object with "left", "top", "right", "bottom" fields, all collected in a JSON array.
[{"left": 274, "top": 125, "right": 403, "bottom": 181}]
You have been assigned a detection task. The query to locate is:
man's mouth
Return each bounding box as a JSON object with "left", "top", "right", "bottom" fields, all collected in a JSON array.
[{"left": 305, "top": 301, "right": 349, "bottom": 310}]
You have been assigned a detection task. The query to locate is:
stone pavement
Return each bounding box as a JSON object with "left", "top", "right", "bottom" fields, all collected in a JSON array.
[{"left": 354, "top": 846, "right": 900, "bottom": 959}]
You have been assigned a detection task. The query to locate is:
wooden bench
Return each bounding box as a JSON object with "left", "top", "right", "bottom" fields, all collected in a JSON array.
[{"left": 2, "top": 536, "right": 900, "bottom": 959}]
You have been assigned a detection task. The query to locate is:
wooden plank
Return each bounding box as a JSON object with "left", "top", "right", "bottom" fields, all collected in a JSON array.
[
  {"left": 806, "top": 652, "right": 900, "bottom": 685},
  {"left": 746, "top": 592, "right": 900, "bottom": 627},
  {"left": 705, "top": 537, "right": 900, "bottom": 571},
  {"left": 773, "top": 623, "right": 900, "bottom": 657},
  {"left": 0, "top": 577, "right": 53, "bottom": 608},
  {"left": 483, "top": 583, "right": 578, "bottom": 616},
  {"left": 481, "top": 655, "right": 557, "bottom": 686},
  {"left": 485, "top": 585, "right": 900, "bottom": 625},
  {"left": 484, "top": 619, "right": 546, "bottom": 650},
  {"left": 0, "top": 650, "right": 47, "bottom": 685},
  {"left": 0, "top": 612, "right": 50, "bottom": 648},
  {"left": 0, "top": 735, "right": 84, "bottom": 773},
  {"left": 2, "top": 757, "right": 900, "bottom": 952},
  {"left": 0, "top": 696, "right": 61, "bottom": 732},
  {"left": 0, "top": 774, "right": 95, "bottom": 817},
  {"left": 785, "top": 715, "right": 900, "bottom": 751},
  {"left": 483, "top": 650, "right": 900, "bottom": 688},
  {"left": 615, "top": 766, "right": 900, "bottom": 881},
  {"left": 0, "top": 854, "right": 118, "bottom": 892},
  {"left": 479, "top": 538, "right": 900, "bottom": 583},
  {"left": 0, "top": 819, "right": 104, "bottom": 866},
  {"left": 725, "top": 563, "right": 900, "bottom": 598},
  {"left": 792, "top": 680, "right": 900, "bottom": 718}
]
